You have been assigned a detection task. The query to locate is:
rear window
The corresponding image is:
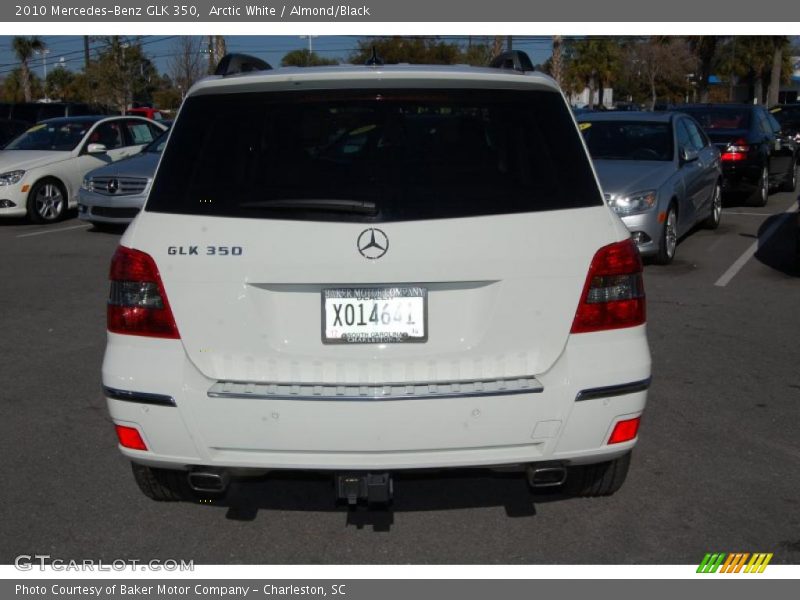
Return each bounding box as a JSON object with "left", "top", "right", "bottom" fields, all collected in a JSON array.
[
  {"left": 678, "top": 107, "right": 751, "bottom": 131},
  {"left": 146, "top": 89, "right": 601, "bottom": 222}
]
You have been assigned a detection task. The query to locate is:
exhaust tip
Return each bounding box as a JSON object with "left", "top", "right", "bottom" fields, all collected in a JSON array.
[
  {"left": 187, "top": 469, "right": 230, "bottom": 493},
  {"left": 526, "top": 465, "right": 567, "bottom": 488}
]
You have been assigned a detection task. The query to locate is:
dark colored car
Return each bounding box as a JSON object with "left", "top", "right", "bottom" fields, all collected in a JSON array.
[
  {"left": 769, "top": 104, "right": 800, "bottom": 143},
  {"left": 0, "top": 102, "right": 115, "bottom": 128},
  {"left": 0, "top": 118, "right": 31, "bottom": 147},
  {"left": 675, "top": 104, "right": 798, "bottom": 205}
]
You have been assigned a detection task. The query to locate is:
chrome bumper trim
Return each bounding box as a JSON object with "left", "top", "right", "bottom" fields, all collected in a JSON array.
[{"left": 208, "top": 376, "right": 543, "bottom": 401}]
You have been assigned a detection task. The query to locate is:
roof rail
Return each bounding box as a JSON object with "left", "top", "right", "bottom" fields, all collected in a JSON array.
[
  {"left": 488, "top": 50, "right": 535, "bottom": 73},
  {"left": 215, "top": 53, "right": 273, "bottom": 77}
]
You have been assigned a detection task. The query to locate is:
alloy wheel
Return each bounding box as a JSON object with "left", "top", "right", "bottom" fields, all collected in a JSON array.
[{"left": 34, "top": 183, "right": 64, "bottom": 221}]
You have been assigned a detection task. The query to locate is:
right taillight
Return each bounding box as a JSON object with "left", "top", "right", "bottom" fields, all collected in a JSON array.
[
  {"left": 107, "top": 245, "right": 180, "bottom": 339},
  {"left": 571, "top": 239, "right": 645, "bottom": 334}
]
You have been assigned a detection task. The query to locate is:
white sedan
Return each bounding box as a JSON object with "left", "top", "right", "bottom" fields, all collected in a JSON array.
[{"left": 0, "top": 115, "right": 166, "bottom": 223}]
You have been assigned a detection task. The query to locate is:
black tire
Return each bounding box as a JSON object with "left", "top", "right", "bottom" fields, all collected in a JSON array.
[
  {"left": 752, "top": 164, "right": 769, "bottom": 207},
  {"left": 654, "top": 204, "right": 677, "bottom": 265},
  {"left": 567, "top": 452, "right": 632, "bottom": 498},
  {"left": 27, "top": 178, "right": 68, "bottom": 224},
  {"left": 781, "top": 159, "right": 797, "bottom": 193},
  {"left": 702, "top": 183, "right": 722, "bottom": 230},
  {"left": 131, "top": 463, "right": 194, "bottom": 502}
]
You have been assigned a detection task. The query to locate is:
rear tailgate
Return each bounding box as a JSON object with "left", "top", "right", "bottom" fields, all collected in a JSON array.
[{"left": 129, "top": 206, "right": 620, "bottom": 385}]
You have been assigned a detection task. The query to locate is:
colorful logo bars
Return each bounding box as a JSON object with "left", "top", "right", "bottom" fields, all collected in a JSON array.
[{"left": 697, "top": 553, "right": 773, "bottom": 573}]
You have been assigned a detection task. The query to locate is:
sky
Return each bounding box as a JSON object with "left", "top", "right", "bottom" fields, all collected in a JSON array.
[{"left": 0, "top": 35, "right": 556, "bottom": 81}]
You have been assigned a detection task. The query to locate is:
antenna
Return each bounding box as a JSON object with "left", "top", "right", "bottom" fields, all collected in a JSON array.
[{"left": 365, "top": 46, "right": 384, "bottom": 67}]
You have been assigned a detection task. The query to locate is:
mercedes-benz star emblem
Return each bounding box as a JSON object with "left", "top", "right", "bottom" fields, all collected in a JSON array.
[
  {"left": 106, "top": 179, "right": 119, "bottom": 194},
  {"left": 357, "top": 228, "right": 389, "bottom": 260}
]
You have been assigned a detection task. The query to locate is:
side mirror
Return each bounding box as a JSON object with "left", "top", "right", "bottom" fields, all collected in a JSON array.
[
  {"left": 680, "top": 147, "right": 698, "bottom": 165},
  {"left": 86, "top": 143, "right": 108, "bottom": 155}
]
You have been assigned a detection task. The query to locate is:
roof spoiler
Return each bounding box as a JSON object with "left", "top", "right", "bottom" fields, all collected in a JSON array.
[
  {"left": 488, "top": 50, "right": 534, "bottom": 73},
  {"left": 215, "top": 53, "right": 273, "bottom": 77}
]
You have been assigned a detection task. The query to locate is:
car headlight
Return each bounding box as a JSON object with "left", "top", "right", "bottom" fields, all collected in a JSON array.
[
  {"left": 607, "top": 190, "right": 658, "bottom": 216},
  {"left": 81, "top": 178, "right": 94, "bottom": 192},
  {"left": 0, "top": 170, "right": 25, "bottom": 186}
]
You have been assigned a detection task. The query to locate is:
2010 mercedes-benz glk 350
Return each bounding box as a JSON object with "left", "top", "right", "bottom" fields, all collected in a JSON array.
[{"left": 102, "top": 53, "right": 651, "bottom": 504}]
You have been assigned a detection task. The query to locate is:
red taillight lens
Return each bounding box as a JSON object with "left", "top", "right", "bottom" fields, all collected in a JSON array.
[
  {"left": 571, "top": 239, "right": 645, "bottom": 334},
  {"left": 108, "top": 246, "right": 180, "bottom": 339},
  {"left": 608, "top": 417, "right": 641, "bottom": 444},
  {"left": 114, "top": 424, "right": 148, "bottom": 451},
  {"left": 722, "top": 138, "right": 750, "bottom": 161},
  {"left": 721, "top": 152, "right": 746, "bottom": 162}
]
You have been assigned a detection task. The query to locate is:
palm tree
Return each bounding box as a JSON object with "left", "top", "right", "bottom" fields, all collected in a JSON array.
[
  {"left": 688, "top": 36, "right": 723, "bottom": 103},
  {"left": 12, "top": 36, "right": 44, "bottom": 102},
  {"left": 767, "top": 36, "right": 790, "bottom": 106},
  {"left": 565, "top": 38, "right": 621, "bottom": 109}
]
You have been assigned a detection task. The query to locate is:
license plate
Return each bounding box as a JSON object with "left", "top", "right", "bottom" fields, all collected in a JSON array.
[{"left": 322, "top": 287, "right": 427, "bottom": 344}]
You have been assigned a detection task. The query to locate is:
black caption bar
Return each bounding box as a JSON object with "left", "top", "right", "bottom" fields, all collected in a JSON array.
[
  {"left": 4, "top": 0, "right": 800, "bottom": 21},
  {"left": 3, "top": 579, "right": 794, "bottom": 600}
]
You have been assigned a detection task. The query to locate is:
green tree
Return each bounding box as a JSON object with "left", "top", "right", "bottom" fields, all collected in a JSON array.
[
  {"left": 280, "top": 49, "right": 338, "bottom": 67},
  {"left": 86, "top": 37, "right": 159, "bottom": 112},
  {"left": 11, "top": 36, "right": 44, "bottom": 102},
  {"left": 45, "top": 66, "right": 76, "bottom": 101},
  {"left": 687, "top": 36, "right": 724, "bottom": 103},
  {"left": 564, "top": 38, "right": 622, "bottom": 109},
  {"left": 349, "top": 36, "right": 462, "bottom": 65},
  {"left": 2, "top": 68, "right": 42, "bottom": 103}
]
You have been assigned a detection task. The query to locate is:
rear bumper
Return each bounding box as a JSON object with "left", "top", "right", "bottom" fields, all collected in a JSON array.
[
  {"left": 103, "top": 326, "right": 651, "bottom": 471},
  {"left": 721, "top": 161, "right": 761, "bottom": 192}
]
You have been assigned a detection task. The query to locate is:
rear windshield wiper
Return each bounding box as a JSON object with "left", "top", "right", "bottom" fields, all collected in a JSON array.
[{"left": 240, "top": 199, "right": 378, "bottom": 214}]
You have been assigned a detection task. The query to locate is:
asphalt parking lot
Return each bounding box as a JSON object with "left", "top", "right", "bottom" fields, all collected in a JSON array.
[{"left": 1, "top": 193, "right": 798, "bottom": 565}]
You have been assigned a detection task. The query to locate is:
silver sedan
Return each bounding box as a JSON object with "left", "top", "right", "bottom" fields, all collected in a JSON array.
[
  {"left": 78, "top": 130, "right": 167, "bottom": 228},
  {"left": 578, "top": 111, "right": 722, "bottom": 264}
]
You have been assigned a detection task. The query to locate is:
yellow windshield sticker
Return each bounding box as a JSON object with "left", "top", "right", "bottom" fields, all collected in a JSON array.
[
  {"left": 579, "top": 122, "right": 592, "bottom": 131},
  {"left": 349, "top": 124, "right": 377, "bottom": 135},
  {"left": 770, "top": 107, "right": 781, "bottom": 113},
  {"left": 26, "top": 124, "right": 46, "bottom": 132}
]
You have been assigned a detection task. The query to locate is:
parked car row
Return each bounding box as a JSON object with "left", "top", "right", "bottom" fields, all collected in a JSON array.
[
  {"left": 578, "top": 102, "right": 799, "bottom": 264},
  {"left": 0, "top": 115, "right": 166, "bottom": 223}
]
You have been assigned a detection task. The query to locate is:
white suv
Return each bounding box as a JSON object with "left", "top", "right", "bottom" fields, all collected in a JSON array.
[{"left": 103, "top": 53, "right": 651, "bottom": 504}]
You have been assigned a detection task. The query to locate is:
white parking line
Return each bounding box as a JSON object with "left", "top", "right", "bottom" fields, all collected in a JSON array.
[
  {"left": 16, "top": 224, "right": 91, "bottom": 238},
  {"left": 725, "top": 211, "right": 774, "bottom": 217},
  {"left": 714, "top": 204, "right": 797, "bottom": 288}
]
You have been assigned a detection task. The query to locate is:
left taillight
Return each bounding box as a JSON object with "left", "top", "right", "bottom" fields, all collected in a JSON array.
[
  {"left": 571, "top": 239, "right": 646, "bottom": 334},
  {"left": 107, "top": 245, "right": 180, "bottom": 339}
]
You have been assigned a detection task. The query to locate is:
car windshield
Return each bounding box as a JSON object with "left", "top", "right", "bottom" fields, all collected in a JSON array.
[
  {"left": 145, "top": 131, "right": 168, "bottom": 153},
  {"left": 5, "top": 121, "right": 91, "bottom": 151},
  {"left": 678, "top": 107, "right": 751, "bottom": 130},
  {"left": 147, "top": 89, "right": 602, "bottom": 223},
  {"left": 581, "top": 121, "right": 673, "bottom": 161}
]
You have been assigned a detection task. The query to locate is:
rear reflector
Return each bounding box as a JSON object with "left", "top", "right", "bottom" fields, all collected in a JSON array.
[
  {"left": 108, "top": 246, "right": 179, "bottom": 338},
  {"left": 571, "top": 239, "right": 645, "bottom": 333},
  {"left": 114, "top": 425, "right": 148, "bottom": 451},
  {"left": 608, "top": 417, "right": 641, "bottom": 444}
]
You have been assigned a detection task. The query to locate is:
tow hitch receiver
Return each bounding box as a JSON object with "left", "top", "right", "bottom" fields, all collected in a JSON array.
[{"left": 336, "top": 472, "right": 393, "bottom": 505}]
